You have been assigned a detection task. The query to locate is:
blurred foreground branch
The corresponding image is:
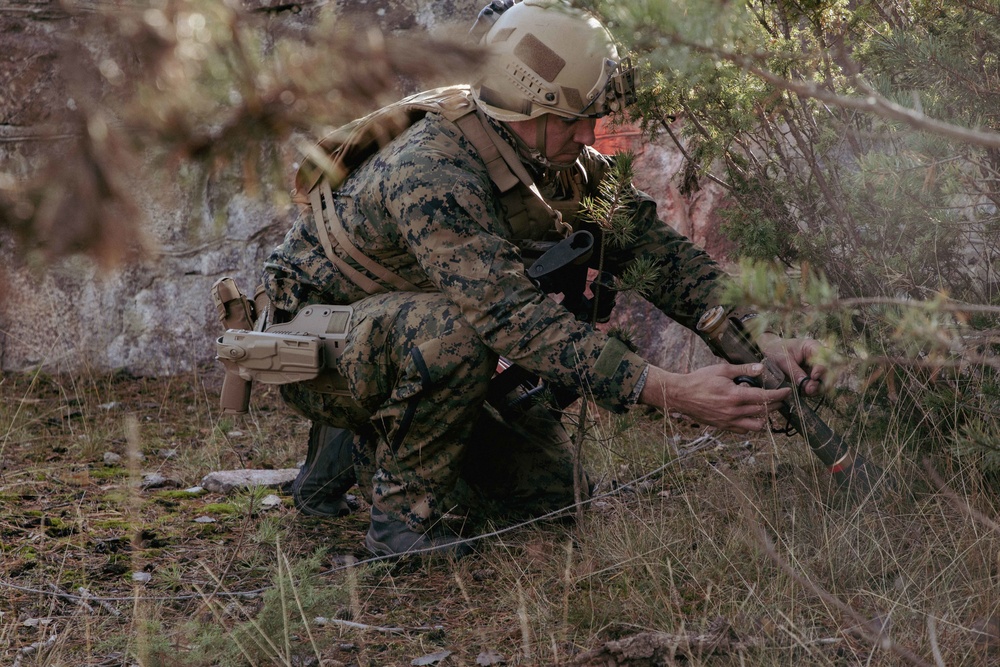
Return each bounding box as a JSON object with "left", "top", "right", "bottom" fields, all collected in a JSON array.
[{"left": 0, "top": 0, "right": 481, "bottom": 269}]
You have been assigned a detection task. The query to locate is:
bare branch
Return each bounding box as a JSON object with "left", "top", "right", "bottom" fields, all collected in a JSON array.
[{"left": 668, "top": 35, "right": 1000, "bottom": 149}]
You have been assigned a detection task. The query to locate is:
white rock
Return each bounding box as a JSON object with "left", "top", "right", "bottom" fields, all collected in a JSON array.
[
  {"left": 260, "top": 494, "right": 282, "bottom": 509},
  {"left": 200, "top": 469, "right": 298, "bottom": 494}
]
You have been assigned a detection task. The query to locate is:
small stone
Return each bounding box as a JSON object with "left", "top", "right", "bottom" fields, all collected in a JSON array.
[
  {"left": 194, "top": 516, "right": 216, "bottom": 523},
  {"left": 260, "top": 494, "right": 282, "bottom": 509},
  {"left": 141, "top": 473, "right": 174, "bottom": 489},
  {"left": 201, "top": 469, "right": 298, "bottom": 494},
  {"left": 476, "top": 649, "right": 506, "bottom": 666},
  {"left": 158, "top": 448, "right": 178, "bottom": 459},
  {"left": 412, "top": 650, "right": 451, "bottom": 666},
  {"left": 103, "top": 452, "right": 122, "bottom": 465},
  {"left": 132, "top": 572, "right": 151, "bottom": 583}
]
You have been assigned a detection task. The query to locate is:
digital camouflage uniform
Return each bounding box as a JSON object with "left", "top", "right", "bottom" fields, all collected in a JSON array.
[{"left": 262, "top": 107, "right": 734, "bottom": 535}]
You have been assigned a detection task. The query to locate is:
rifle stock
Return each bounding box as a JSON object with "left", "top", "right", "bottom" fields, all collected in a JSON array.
[
  {"left": 212, "top": 276, "right": 354, "bottom": 414},
  {"left": 696, "top": 306, "right": 885, "bottom": 496}
]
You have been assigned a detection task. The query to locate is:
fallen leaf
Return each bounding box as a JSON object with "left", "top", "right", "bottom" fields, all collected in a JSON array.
[
  {"left": 412, "top": 649, "right": 451, "bottom": 666},
  {"left": 476, "top": 649, "right": 506, "bottom": 665}
]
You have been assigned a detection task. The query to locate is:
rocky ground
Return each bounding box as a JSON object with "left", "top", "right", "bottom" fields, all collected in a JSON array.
[{"left": 2, "top": 366, "right": 997, "bottom": 667}]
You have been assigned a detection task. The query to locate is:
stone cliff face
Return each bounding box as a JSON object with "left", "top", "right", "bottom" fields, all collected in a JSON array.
[
  {"left": 0, "top": 0, "right": 725, "bottom": 377},
  {"left": 593, "top": 119, "right": 729, "bottom": 373}
]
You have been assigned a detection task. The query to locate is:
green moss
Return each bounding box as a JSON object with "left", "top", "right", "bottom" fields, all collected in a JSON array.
[
  {"left": 156, "top": 488, "right": 207, "bottom": 500},
  {"left": 202, "top": 503, "right": 236, "bottom": 515},
  {"left": 91, "top": 466, "right": 129, "bottom": 480}
]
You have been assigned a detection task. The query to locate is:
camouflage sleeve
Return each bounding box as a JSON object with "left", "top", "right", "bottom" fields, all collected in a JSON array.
[
  {"left": 377, "top": 124, "right": 647, "bottom": 412},
  {"left": 261, "top": 210, "right": 370, "bottom": 314}
]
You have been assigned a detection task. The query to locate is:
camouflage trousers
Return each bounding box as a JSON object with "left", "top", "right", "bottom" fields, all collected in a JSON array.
[{"left": 280, "top": 292, "right": 586, "bottom": 533}]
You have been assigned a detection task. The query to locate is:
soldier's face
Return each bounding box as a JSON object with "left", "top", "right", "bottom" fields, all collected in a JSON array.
[{"left": 508, "top": 114, "right": 597, "bottom": 164}]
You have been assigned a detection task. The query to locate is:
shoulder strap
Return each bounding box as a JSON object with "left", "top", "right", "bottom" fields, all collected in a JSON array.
[
  {"left": 309, "top": 182, "right": 420, "bottom": 295},
  {"left": 453, "top": 109, "right": 571, "bottom": 236},
  {"left": 452, "top": 113, "right": 520, "bottom": 192},
  {"left": 302, "top": 88, "right": 578, "bottom": 297}
]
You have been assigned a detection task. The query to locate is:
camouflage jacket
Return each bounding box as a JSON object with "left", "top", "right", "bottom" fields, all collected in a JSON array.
[{"left": 263, "top": 111, "right": 734, "bottom": 413}]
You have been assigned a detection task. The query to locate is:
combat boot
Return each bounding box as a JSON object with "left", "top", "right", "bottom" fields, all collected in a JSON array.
[
  {"left": 291, "top": 422, "right": 357, "bottom": 517},
  {"left": 365, "top": 507, "right": 473, "bottom": 558}
]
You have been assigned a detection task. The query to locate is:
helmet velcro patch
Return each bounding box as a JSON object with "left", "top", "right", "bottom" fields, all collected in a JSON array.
[{"left": 514, "top": 33, "right": 565, "bottom": 82}]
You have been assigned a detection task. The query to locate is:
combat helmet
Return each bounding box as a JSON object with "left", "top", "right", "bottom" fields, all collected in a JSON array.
[{"left": 471, "top": 0, "right": 636, "bottom": 123}]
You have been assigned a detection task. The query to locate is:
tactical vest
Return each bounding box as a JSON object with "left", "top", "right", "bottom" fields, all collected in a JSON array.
[{"left": 292, "top": 85, "right": 587, "bottom": 295}]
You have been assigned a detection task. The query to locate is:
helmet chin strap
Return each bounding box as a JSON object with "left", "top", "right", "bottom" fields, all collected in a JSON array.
[
  {"left": 513, "top": 115, "right": 577, "bottom": 171},
  {"left": 535, "top": 114, "right": 548, "bottom": 160}
]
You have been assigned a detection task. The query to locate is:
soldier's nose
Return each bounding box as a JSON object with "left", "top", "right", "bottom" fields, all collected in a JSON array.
[{"left": 575, "top": 118, "right": 597, "bottom": 146}]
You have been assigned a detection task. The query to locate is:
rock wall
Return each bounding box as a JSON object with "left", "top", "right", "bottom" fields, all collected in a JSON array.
[
  {"left": 593, "top": 119, "right": 728, "bottom": 373},
  {"left": 0, "top": 0, "right": 725, "bottom": 378}
]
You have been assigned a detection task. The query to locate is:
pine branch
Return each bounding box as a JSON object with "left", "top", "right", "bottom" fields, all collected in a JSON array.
[{"left": 665, "top": 34, "right": 1000, "bottom": 149}]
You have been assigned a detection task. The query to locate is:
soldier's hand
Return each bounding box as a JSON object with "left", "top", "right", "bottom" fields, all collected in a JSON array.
[
  {"left": 758, "top": 334, "right": 827, "bottom": 396},
  {"left": 639, "top": 363, "right": 792, "bottom": 434}
]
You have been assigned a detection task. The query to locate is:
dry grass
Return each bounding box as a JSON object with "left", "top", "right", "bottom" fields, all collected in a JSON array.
[{"left": 0, "top": 365, "right": 997, "bottom": 666}]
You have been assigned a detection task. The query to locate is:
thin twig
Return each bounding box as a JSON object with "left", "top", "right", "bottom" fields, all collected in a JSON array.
[
  {"left": 313, "top": 617, "right": 443, "bottom": 634},
  {"left": 12, "top": 634, "right": 59, "bottom": 667},
  {"left": 923, "top": 459, "right": 1000, "bottom": 534},
  {"left": 732, "top": 479, "right": 935, "bottom": 667},
  {"left": 666, "top": 34, "right": 1000, "bottom": 149},
  {"left": 77, "top": 587, "right": 122, "bottom": 617}
]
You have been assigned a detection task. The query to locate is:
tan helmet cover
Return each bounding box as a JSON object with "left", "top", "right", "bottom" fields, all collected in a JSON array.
[{"left": 472, "top": 0, "right": 635, "bottom": 122}]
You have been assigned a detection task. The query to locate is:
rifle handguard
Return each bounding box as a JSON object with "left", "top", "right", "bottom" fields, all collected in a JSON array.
[{"left": 697, "top": 306, "right": 883, "bottom": 495}]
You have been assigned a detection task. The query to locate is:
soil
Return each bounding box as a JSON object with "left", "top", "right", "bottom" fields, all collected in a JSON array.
[
  {"left": 0, "top": 366, "right": 834, "bottom": 666},
  {"left": 0, "top": 367, "right": 366, "bottom": 665}
]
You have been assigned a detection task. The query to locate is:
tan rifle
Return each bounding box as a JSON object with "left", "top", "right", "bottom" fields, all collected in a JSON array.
[{"left": 211, "top": 278, "right": 353, "bottom": 414}]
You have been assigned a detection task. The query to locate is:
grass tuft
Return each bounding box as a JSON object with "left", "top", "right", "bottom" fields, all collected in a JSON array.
[{"left": 0, "top": 366, "right": 997, "bottom": 665}]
